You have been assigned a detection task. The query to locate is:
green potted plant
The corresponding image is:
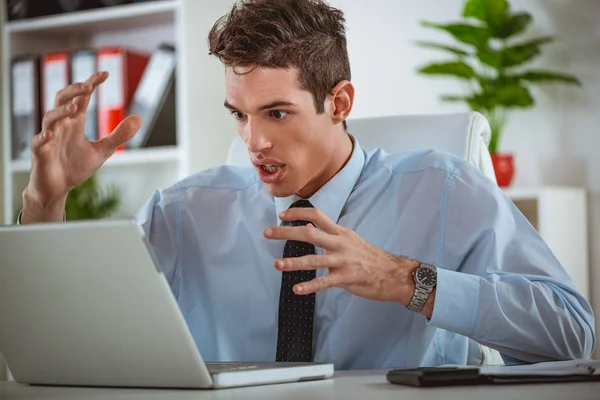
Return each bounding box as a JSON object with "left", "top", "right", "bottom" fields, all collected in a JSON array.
[
  {"left": 64, "top": 174, "right": 121, "bottom": 220},
  {"left": 14, "top": 174, "right": 120, "bottom": 222},
  {"left": 416, "top": 0, "right": 580, "bottom": 187}
]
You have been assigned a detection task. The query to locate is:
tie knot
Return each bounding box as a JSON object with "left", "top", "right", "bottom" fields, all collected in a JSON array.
[{"left": 289, "top": 199, "right": 313, "bottom": 209}]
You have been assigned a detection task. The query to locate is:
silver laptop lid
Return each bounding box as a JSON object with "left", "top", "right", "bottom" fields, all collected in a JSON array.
[{"left": 0, "top": 220, "right": 213, "bottom": 388}]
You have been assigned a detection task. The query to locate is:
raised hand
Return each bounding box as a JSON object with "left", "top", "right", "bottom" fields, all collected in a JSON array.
[
  {"left": 263, "top": 207, "right": 424, "bottom": 309},
  {"left": 21, "top": 71, "right": 142, "bottom": 223}
]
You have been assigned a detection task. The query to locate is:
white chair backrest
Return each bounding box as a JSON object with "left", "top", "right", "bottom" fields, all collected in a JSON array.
[
  {"left": 226, "top": 112, "right": 496, "bottom": 183},
  {"left": 346, "top": 112, "right": 495, "bottom": 182}
]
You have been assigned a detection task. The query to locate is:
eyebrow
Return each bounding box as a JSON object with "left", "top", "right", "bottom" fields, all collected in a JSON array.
[{"left": 223, "top": 100, "right": 298, "bottom": 112}]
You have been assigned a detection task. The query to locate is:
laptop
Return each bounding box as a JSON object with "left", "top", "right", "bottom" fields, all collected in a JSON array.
[{"left": 0, "top": 220, "right": 333, "bottom": 389}]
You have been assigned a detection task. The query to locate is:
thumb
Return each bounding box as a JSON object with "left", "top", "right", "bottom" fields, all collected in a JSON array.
[{"left": 96, "top": 115, "right": 142, "bottom": 155}]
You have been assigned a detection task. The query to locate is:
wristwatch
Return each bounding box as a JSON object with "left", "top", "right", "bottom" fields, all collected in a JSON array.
[{"left": 406, "top": 263, "right": 437, "bottom": 313}]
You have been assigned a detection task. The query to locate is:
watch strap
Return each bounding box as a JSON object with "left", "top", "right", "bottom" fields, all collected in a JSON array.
[{"left": 406, "top": 284, "right": 432, "bottom": 313}]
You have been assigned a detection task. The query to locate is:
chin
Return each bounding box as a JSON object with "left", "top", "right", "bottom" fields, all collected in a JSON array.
[
  {"left": 262, "top": 177, "right": 306, "bottom": 198},
  {"left": 264, "top": 184, "right": 296, "bottom": 198}
]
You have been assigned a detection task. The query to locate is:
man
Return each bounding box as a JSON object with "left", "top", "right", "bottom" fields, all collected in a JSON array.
[{"left": 21, "top": 0, "right": 594, "bottom": 369}]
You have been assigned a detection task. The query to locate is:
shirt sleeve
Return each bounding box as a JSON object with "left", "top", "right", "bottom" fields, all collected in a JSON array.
[
  {"left": 428, "top": 162, "right": 596, "bottom": 363},
  {"left": 134, "top": 187, "right": 182, "bottom": 297}
]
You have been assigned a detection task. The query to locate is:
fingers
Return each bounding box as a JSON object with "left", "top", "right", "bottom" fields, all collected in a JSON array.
[
  {"left": 278, "top": 207, "right": 340, "bottom": 235},
  {"left": 294, "top": 275, "right": 338, "bottom": 295},
  {"left": 75, "top": 71, "right": 109, "bottom": 111},
  {"left": 264, "top": 223, "right": 340, "bottom": 249},
  {"left": 54, "top": 71, "right": 108, "bottom": 110},
  {"left": 41, "top": 103, "right": 77, "bottom": 131},
  {"left": 274, "top": 254, "right": 343, "bottom": 272},
  {"left": 29, "top": 130, "right": 54, "bottom": 153},
  {"left": 53, "top": 81, "right": 92, "bottom": 109},
  {"left": 95, "top": 115, "right": 142, "bottom": 156}
]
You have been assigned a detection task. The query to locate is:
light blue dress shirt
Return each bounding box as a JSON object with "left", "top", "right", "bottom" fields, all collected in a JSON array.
[{"left": 135, "top": 137, "right": 595, "bottom": 369}]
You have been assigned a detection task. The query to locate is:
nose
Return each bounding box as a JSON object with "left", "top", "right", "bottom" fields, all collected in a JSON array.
[{"left": 242, "top": 118, "right": 272, "bottom": 154}]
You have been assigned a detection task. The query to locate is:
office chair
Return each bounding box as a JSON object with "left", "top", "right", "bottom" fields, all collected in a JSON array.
[{"left": 226, "top": 111, "right": 504, "bottom": 365}]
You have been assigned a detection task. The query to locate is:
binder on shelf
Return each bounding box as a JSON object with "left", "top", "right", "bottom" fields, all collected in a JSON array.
[
  {"left": 99, "top": 0, "right": 131, "bottom": 5},
  {"left": 5, "top": 0, "right": 62, "bottom": 21},
  {"left": 5, "top": 0, "right": 107, "bottom": 21},
  {"left": 96, "top": 47, "right": 150, "bottom": 150},
  {"left": 10, "top": 55, "right": 41, "bottom": 161},
  {"left": 71, "top": 49, "right": 98, "bottom": 141},
  {"left": 127, "top": 44, "right": 176, "bottom": 149},
  {"left": 41, "top": 51, "right": 70, "bottom": 115},
  {"left": 58, "top": 0, "right": 104, "bottom": 12}
]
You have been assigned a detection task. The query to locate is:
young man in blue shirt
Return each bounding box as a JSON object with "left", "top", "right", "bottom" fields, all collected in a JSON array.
[{"left": 20, "top": 0, "right": 595, "bottom": 368}]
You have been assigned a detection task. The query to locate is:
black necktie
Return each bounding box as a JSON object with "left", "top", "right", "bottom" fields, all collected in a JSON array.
[{"left": 276, "top": 199, "right": 316, "bottom": 362}]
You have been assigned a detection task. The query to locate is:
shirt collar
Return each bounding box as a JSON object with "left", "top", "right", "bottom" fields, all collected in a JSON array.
[{"left": 274, "top": 135, "right": 365, "bottom": 226}]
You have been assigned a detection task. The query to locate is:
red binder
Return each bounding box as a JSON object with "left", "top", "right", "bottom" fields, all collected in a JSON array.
[
  {"left": 41, "top": 51, "right": 70, "bottom": 114},
  {"left": 97, "top": 47, "right": 149, "bottom": 149}
]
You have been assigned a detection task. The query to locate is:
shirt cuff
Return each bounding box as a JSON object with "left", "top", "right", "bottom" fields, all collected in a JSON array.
[
  {"left": 16, "top": 210, "right": 66, "bottom": 224},
  {"left": 427, "top": 267, "right": 481, "bottom": 337}
]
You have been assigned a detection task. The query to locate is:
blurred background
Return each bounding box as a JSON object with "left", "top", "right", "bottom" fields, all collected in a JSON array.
[{"left": 0, "top": 0, "right": 599, "bottom": 377}]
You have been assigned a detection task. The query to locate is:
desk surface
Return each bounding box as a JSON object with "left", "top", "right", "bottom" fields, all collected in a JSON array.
[{"left": 1, "top": 370, "right": 598, "bottom": 400}]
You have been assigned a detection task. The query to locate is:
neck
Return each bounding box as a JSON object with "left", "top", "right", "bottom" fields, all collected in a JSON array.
[{"left": 296, "top": 133, "right": 354, "bottom": 198}]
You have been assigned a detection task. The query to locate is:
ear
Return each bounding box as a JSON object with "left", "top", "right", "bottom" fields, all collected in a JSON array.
[{"left": 328, "top": 80, "right": 354, "bottom": 126}]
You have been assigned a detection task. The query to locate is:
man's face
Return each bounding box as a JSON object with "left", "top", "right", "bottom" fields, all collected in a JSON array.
[{"left": 225, "top": 66, "right": 339, "bottom": 198}]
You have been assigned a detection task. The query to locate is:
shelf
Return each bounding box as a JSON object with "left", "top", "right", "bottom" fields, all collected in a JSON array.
[
  {"left": 106, "top": 146, "right": 181, "bottom": 167},
  {"left": 4, "top": 0, "right": 177, "bottom": 35},
  {"left": 503, "top": 186, "right": 584, "bottom": 201},
  {"left": 11, "top": 146, "right": 181, "bottom": 173},
  {"left": 503, "top": 187, "right": 543, "bottom": 201}
]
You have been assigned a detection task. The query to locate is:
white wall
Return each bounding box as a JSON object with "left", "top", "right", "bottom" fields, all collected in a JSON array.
[
  {"left": 181, "top": 0, "right": 237, "bottom": 174},
  {"left": 0, "top": 0, "right": 5, "bottom": 226},
  {"left": 329, "top": 0, "right": 600, "bottom": 356},
  {"left": 0, "top": 0, "right": 7, "bottom": 380}
]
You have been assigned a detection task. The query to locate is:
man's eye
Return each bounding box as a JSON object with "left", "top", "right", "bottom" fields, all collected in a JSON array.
[
  {"left": 230, "top": 111, "right": 246, "bottom": 120},
  {"left": 270, "top": 110, "right": 288, "bottom": 120}
]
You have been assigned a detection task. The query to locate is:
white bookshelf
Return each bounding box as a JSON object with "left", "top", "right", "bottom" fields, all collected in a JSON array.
[
  {"left": 504, "top": 186, "right": 589, "bottom": 300},
  {"left": 0, "top": 0, "right": 193, "bottom": 223},
  {"left": 5, "top": 1, "right": 176, "bottom": 34},
  {"left": 1, "top": 0, "right": 237, "bottom": 225},
  {"left": 10, "top": 146, "right": 181, "bottom": 173}
]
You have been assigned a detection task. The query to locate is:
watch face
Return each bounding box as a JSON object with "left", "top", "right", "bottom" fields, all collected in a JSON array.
[{"left": 415, "top": 265, "right": 437, "bottom": 288}]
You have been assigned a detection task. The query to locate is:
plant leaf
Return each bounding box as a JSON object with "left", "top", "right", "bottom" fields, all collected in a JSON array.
[
  {"left": 441, "top": 95, "right": 470, "bottom": 102},
  {"left": 478, "top": 36, "right": 554, "bottom": 69},
  {"left": 466, "top": 93, "right": 495, "bottom": 112},
  {"left": 516, "top": 70, "right": 581, "bottom": 85},
  {"left": 490, "top": 84, "right": 535, "bottom": 108},
  {"left": 415, "top": 41, "right": 469, "bottom": 56},
  {"left": 65, "top": 175, "right": 121, "bottom": 220},
  {"left": 418, "top": 61, "right": 477, "bottom": 80},
  {"left": 493, "top": 12, "right": 532, "bottom": 39},
  {"left": 421, "top": 21, "right": 491, "bottom": 50},
  {"left": 463, "top": 0, "right": 509, "bottom": 29},
  {"left": 497, "top": 85, "right": 534, "bottom": 108},
  {"left": 464, "top": 84, "right": 534, "bottom": 112}
]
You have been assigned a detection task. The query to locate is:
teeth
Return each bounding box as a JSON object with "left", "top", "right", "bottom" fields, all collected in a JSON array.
[{"left": 262, "top": 164, "right": 280, "bottom": 173}]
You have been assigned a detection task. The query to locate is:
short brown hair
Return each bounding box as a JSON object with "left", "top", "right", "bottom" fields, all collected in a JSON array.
[{"left": 208, "top": 0, "right": 351, "bottom": 128}]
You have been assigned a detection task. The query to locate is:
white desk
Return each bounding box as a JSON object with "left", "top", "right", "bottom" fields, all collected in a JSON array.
[{"left": 1, "top": 370, "right": 598, "bottom": 400}]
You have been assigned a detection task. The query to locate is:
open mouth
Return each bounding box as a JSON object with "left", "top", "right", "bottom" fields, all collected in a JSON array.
[
  {"left": 261, "top": 164, "right": 282, "bottom": 174},
  {"left": 254, "top": 161, "right": 287, "bottom": 183}
]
